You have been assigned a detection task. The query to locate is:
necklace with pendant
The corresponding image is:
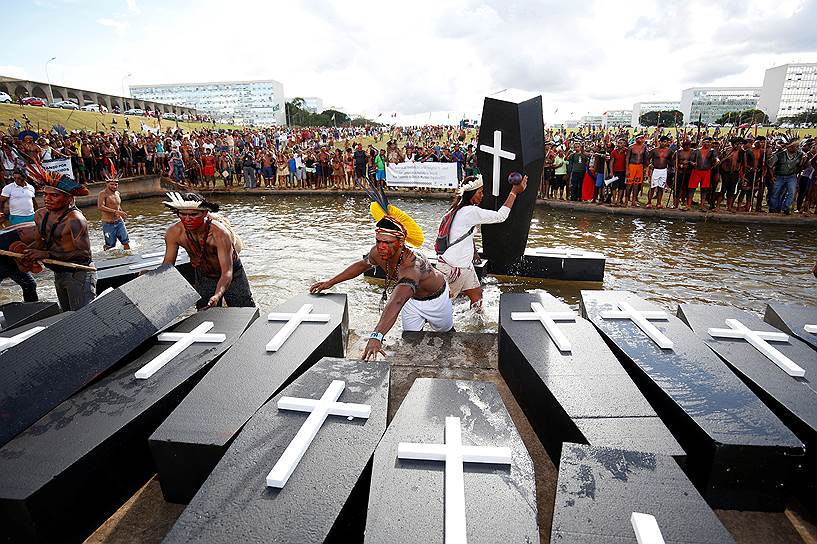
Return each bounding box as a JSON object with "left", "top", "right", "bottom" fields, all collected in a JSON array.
[{"left": 381, "top": 249, "right": 406, "bottom": 310}]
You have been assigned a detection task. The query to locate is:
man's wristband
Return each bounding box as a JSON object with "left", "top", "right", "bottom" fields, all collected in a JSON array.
[{"left": 369, "top": 331, "right": 385, "bottom": 342}]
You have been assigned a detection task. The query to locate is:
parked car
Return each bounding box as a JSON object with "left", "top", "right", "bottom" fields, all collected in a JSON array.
[
  {"left": 164, "top": 112, "right": 177, "bottom": 120},
  {"left": 21, "top": 97, "right": 46, "bottom": 107},
  {"left": 0, "top": 91, "right": 11, "bottom": 103},
  {"left": 124, "top": 108, "right": 145, "bottom": 115},
  {"left": 81, "top": 103, "right": 108, "bottom": 113},
  {"left": 51, "top": 100, "right": 79, "bottom": 110}
]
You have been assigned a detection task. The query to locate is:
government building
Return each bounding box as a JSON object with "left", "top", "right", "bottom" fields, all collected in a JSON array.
[{"left": 130, "top": 79, "right": 286, "bottom": 126}]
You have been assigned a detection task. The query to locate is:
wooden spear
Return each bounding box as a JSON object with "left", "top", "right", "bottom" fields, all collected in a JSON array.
[{"left": 0, "top": 249, "right": 96, "bottom": 272}]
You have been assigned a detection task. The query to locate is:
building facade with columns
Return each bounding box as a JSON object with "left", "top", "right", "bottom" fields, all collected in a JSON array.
[
  {"left": 757, "top": 63, "right": 817, "bottom": 123},
  {"left": 0, "top": 76, "right": 195, "bottom": 116},
  {"left": 680, "top": 87, "right": 761, "bottom": 125}
]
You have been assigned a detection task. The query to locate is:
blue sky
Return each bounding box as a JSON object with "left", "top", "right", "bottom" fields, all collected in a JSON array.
[{"left": 3, "top": 0, "right": 816, "bottom": 122}]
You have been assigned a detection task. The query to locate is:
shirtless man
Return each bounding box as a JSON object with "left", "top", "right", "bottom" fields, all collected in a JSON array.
[
  {"left": 22, "top": 179, "right": 95, "bottom": 310},
  {"left": 310, "top": 204, "right": 453, "bottom": 360},
  {"left": 97, "top": 180, "right": 130, "bottom": 250},
  {"left": 646, "top": 136, "right": 673, "bottom": 209},
  {"left": 625, "top": 134, "right": 648, "bottom": 206},
  {"left": 717, "top": 138, "right": 743, "bottom": 212},
  {"left": 673, "top": 140, "right": 693, "bottom": 209},
  {"left": 686, "top": 137, "right": 719, "bottom": 211},
  {"left": 161, "top": 192, "right": 255, "bottom": 310}
]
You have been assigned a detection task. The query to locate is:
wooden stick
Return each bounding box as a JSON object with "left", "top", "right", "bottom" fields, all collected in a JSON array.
[{"left": 0, "top": 249, "right": 97, "bottom": 272}]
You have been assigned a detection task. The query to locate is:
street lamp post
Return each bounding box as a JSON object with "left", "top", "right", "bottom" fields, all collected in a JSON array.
[
  {"left": 45, "top": 56, "right": 56, "bottom": 104},
  {"left": 121, "top": 73, "right": 132, "bottom": 111}
]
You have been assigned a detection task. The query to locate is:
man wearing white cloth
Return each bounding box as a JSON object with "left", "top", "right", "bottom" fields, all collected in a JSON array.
[{"left": 435, "top": 173, "right": 528, "bottom": 309}]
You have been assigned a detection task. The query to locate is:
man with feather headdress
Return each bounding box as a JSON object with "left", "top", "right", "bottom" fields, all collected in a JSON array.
[
  {"left": 161, "top": 192, "right": 255, "bottom": 310},
  {"left": 19, "top": 162, "right": 95, "bottom": 310},
  {"left": 310, "top": 182, "right": 453, "bottom": 360}
]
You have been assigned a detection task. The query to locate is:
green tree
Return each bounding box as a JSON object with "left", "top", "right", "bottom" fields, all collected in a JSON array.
[
  {"left": 715, "top": 109, "right": 768, "bottom": 125},
  {"left": 638, "top": 110, "right": 684, "bottom": 127},
  {"left": 778, "top": 109, "right": 817, "bottom": 126}
]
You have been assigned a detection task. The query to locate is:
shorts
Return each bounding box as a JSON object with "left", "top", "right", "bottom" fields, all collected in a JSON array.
[
  {"left": 595, "top": 173, "right": 604, "bottom": 188},
  {"left": 627, "top": 164, "right": 644, "bottom": 185},
  {"left": 613, "top": 171, "right": 626, "bottom": 191},
  {"left": 9, "top": 214, "right": 35, "bottom": 225},
  {"left": 262, "top": 166, "right": 274, "bottom": 179},
  {"left": 436, "top": 260, "right": 481, "bottom": 298},
  {"left": 720, "top": 171, "right": 739, "bottom": 196},
  {"left": 400, "top": 283, "right": 454, "bottom": 332},
  {"left": 650, "top": 168, "right": 668, "bottom": 189},
  {"left": 376, "top": 169, "right": 386, "bottom": 181},
  {"left": 203, "top": 166, "right": 215, "bottom": 177},
  {"left": 102, "top": 219, "right": 130, "bottom": 249},
  {"left": 552, "top": 174, "right": 565, "bottom": 188},
  {"left": 688, "top": 169, "right": 711, "bottom": 189}
]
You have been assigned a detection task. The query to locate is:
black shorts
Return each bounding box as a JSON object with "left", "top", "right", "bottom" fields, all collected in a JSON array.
[
  {"left": 543, "top": 167, "right": 554, "bottom": 181},
  {"left": 552, "top": 174, "right": 565, "bottom": 188},
  {"left": 721, "top": 171, "right": 740, "bottom": 196},
  {"left": 354, "top": 166, "right": 366, "bottom": 178},
  {"left": 613, "top": 171, "right": 626, "bottom": 191}
]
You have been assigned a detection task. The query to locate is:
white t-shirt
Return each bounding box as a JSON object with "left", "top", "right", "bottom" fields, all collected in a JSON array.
[
  {"left": 440, "top": 204, "right": 510, "bottom": 267},
  {"left": 1, "top": 182, "right": 36, "bottom": 216}
]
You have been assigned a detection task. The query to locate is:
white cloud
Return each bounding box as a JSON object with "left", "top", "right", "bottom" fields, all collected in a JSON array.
[
  {"left": 125, "top": 0, "right": 140, "bottom": 14},
  {"left": 0, "top": 65, "right": 31, "bottom": 80},
  {"left": 96, "top": 18, "right": 128, "bottom": 36}
]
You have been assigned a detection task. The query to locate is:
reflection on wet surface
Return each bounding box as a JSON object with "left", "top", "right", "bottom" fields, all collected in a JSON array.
[{"left": 2, "top": 194, "right": 814, "bottom": 333}]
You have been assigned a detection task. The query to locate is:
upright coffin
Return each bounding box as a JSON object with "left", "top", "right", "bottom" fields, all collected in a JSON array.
[
  {"left": 0, "top": 307, "right": 257, "bottom": 543},
  {"left": 0, "top": 301, "right": 61, "bottom": 332},
  {"left": 499, "top": 292, "right": 683, "bottom": 462},
  {"left": 477, "top": 90, "right": 544, "bottom": 266},
  {"left": 580, "top": 290, "right": 804, "bottom": 511},
  {"left": 164, "top": 358, "right": 389, "bottom": 544},
  {"left": 364, "top": 378, "right": 539, "bottom": 543},
  {"left": 551, "top": 443, "right": 735, "bottom": 543},
  {"left": 678, "top": 303, "right": 817, "bottom": 507},
  {"left": 764, "top": 302, "right": 817, "bottom": 351},
  {"left": 0, "top": 265, "right": 198, "bottom": 447},
  {"left": 150, "top": 292, "right": 348, "bottom": 503}
]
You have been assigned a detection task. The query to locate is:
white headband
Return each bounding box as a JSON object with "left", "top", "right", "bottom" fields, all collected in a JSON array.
[{"left": 459, "top": 174, "right": 483, "bottom": 194}]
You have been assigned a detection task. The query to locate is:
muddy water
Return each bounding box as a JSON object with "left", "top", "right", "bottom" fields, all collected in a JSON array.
[{"left": 2, "top": 194, "right": 814, "bottom": 333}]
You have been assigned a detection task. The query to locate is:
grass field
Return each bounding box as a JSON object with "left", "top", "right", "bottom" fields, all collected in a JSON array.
[{"left": 0, "top": 103, "right": 242, "bottom": 134}]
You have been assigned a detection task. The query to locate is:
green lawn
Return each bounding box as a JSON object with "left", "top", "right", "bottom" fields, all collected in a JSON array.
[{"left": 0, "top": 103, "right": 243, "bottom": 134}]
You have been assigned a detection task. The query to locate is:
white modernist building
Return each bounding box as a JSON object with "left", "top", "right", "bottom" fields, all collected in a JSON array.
[
  {"left": 680, "top": 87, "right": 761, "bottom": 125},
  {"left": 603, "top": 110, "right": 632, "bottom": 127},
  {"left": 757, "top": 63, "right": 817, "bottom": 123},
  {"left": 632, "top": 101, "right": 681, "bottom": 126},
  {"left": 130, "top": 79, "right": 286, "bottom": 126}
]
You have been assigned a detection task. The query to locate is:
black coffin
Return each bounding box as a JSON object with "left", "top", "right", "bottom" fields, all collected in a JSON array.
[
  {"left": 95, "top": 248, "right": 193, "bottom": 292},
  {"left": 0, "top": 312, "right": 69, "bottom": 352},
  {"left": 364, "top": 378, "right": 539, "bottom": 543},
  {"left": 764, "top": 302, "right": 817, "bottom": 351},
  {"left": 499, "top": 292, "right": 683, "bottom": 463},
  {"left": 678, "top": 303, "right": 817, "bottom": 508},
  {"left": 488, "top": 248, "right": 605, "bottom": 281},
  {"left": 164, "top": 357, "right": 389, "bottom": 544},
  {"left": 0, "top": 265, "right": 198, "bottom": 448},
  {"left": 580, "top": 290, "right": 804, "bottom": 511},
  {"left": 0, "top": 301, "right": 61, "bottom": 332},
  {"left": 149, "top": 292, "right": 349, "bottom": 504},
  {"left": 0, "top": 307, "right": 257, "bottom": 544},
  {"left": 551, "top": 443, "right": 735, "bottom": 543},
  {"left": 477, "top": 90, "right": 544, "bottom": 266}
]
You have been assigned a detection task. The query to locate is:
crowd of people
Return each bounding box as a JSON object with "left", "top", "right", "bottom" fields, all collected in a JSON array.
[{"left": 2, "top": 120, "right": 816, "bottom": 216}]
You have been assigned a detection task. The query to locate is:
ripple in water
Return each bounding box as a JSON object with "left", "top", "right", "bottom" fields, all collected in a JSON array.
[{"left": 2, "top": 194, "right": 814, "bottom": 334}]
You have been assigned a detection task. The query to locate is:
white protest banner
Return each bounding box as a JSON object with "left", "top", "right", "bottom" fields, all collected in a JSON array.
[
  {"left": 385, "top": 162, "right": 458, "bottom": 189},
  {"left": 42, "top": 158, "right": 75, "bottom": 180}
]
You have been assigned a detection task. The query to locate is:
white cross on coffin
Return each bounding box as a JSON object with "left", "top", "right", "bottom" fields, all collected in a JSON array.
[
  {"left": 397, "top": 416, "right": 513, "bottom": 544},
  {"left": 511, "top": 301, "right": 576, "bottom": 352},
  {"left": 266, "top": 379, "right": 371, "bottom": 488},
  {"left": 708, "top": 319, "right": 805, "bottom": 378},
  {"left": 128, "top": 249, "right": 187, "bottom": 270},
  {"left": 266, "top": 304, "right": 331, "bottom": 352},
  {"left": 601, "top": 301, "right": 674, "bottom": 350},
  {"left": 134, "top": 321, "right": 226, "bottom": 379},
  {"left": 805, "top": 324, "right": 817, "bottom": 334},
  {"left": 479, "top": 130, "right": 516, "bottom": 197},
  {"left": 631, "top": 512, "right": 666, "bottom": 544},
  {"left": 531, "top": 248, "right": 587, "bottom": 258},
  {"left": 0, "top": 326, "right": 46, "bottom": 351}
]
